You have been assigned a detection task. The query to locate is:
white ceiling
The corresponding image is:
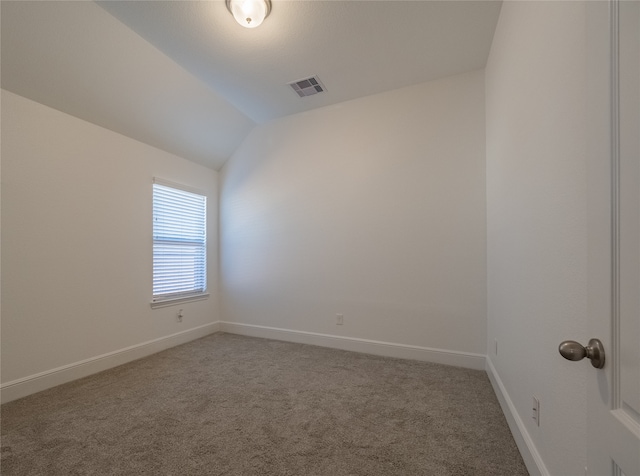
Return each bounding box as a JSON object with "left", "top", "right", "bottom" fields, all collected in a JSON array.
[{"left": 1, "top": 0, "right": 502, "bottom": 170}]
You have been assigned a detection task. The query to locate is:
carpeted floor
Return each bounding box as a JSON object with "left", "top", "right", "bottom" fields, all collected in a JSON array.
[{"left": 1, "top": 333, "right": 528, "bottom": 475}]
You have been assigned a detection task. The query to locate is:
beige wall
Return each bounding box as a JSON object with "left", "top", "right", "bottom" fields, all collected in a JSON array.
[
  {"left": 1, "top": 90, "right": 220, "bottom": 391},
  {"left": 220, "top": 70, "right": 487, "bottom": 357},
  {"left": 485, "top": 2, "right": 589, "bottom": 475}
]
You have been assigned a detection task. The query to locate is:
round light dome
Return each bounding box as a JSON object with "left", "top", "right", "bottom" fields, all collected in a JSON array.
[{"left": 226, "top": 0, "right": 272, "bottom": 29}]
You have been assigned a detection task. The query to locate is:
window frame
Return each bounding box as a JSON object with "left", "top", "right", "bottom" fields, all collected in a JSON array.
[{"left": 150, "top": 178, "right": 209, "bottom": 309}]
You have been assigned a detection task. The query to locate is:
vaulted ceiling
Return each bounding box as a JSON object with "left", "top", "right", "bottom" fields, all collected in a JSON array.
[{"left": 1, "top": 1, "right": 502, "bottom": 170}]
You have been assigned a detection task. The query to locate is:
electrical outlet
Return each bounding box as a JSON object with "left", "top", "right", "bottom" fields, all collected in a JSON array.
[
  {"left": 177, "top": 309, "right": 184, "bottom": 323},
  {"left": 532, "top": 397, "right": 540, "bottom": 426},
  {"left": 336, "top": 314, "right": 344, "bottom": 325}
]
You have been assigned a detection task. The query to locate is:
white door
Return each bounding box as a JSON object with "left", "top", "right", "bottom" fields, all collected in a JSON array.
[{"left": 584, "top": 1, "right": 640, "bottom": 475}]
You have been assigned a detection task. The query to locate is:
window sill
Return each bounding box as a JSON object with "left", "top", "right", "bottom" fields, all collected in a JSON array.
[{"left": 150, "top": 293, "right": 210, "bottom": 309}]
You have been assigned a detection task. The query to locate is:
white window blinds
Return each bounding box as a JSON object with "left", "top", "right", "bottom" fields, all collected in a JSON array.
[{"left": 152, "top": 180, "right": 207, "bottom": 303}]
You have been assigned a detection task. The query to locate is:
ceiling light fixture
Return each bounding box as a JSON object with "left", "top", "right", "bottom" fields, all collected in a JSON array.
[{"left": 226, "top": 0, "right": 272, "bottom": 29}]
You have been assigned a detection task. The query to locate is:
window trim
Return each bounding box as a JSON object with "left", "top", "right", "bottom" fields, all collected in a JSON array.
[
  {"left": 150, "top": 177, "right": 208, "bottom": 309},
  {"left": 150, "top": 292, "right": 210, "bottom": 309}
]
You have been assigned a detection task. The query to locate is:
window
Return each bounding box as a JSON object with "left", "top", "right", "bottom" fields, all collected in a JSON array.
[{"left": 151, "top": 179, "right": 207, "bottom": 307}]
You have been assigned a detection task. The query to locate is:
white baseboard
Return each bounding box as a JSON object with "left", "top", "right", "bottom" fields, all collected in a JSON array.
[
  {"left": 220, "top": 321, "right": 486, "bottom": 370},
  {"left": 1, "top": 322, "right": 220, "bottom": 404},
  {"left": 485, "top": 357, "right": 549, "bottom": 476}
]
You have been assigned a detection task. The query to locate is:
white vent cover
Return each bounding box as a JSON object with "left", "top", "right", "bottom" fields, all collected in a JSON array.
[{"left": 288, "top": 76, "right": 326, "bottom": 98}]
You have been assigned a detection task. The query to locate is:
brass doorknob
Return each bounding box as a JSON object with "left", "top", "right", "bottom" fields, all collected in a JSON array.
[{"left": 558, "top": 338, "right": 605, "bottom": 369}]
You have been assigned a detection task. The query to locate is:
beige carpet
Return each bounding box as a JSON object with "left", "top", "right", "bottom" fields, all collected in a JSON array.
[{"left": 1, "top": 333, "right": 528, "bottom": 475}]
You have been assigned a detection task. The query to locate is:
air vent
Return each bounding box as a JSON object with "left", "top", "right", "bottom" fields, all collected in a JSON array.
[{"left": 288, "top": 76, "right": 326, "bottom": 98}]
